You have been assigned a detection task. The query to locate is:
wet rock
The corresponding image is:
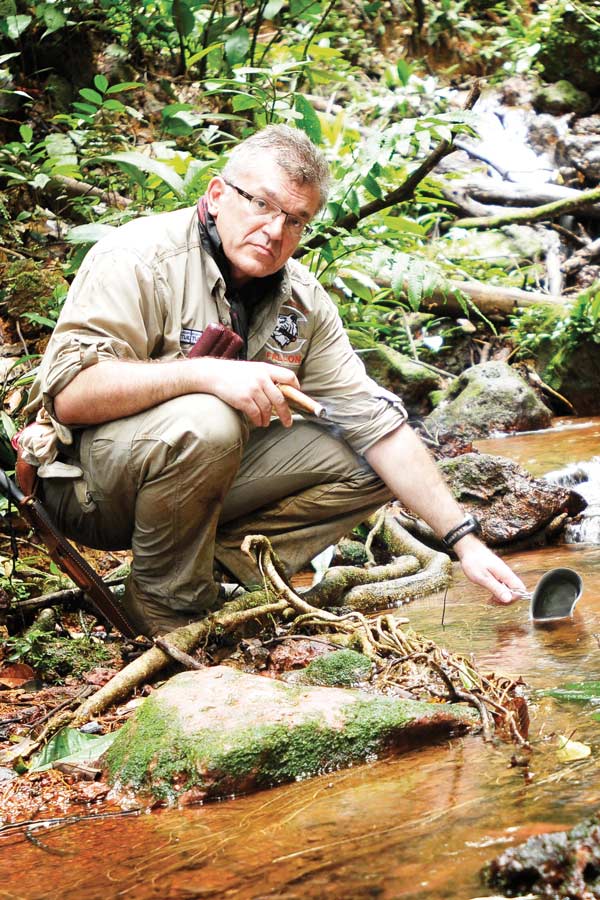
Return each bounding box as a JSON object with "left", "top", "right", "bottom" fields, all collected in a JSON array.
[
  {"left": 362, "top": 345, "right": 441, "bottom": 417},
  {"left": 498, "top": 75, "right": 538, "bottom": 108},
  {"left": 482, "top": 815, "right": 600, "bottom": 898},
  {"left": 527, "top": 113, "right": 566, "bottom": 159},
  {"left": 438, "top": 452, "right": 583, "bottom": 546},
  {"left": 532, "top": 80, "right": 592, "bottom": 116},
  {"left": 556, "top": 120, "right": 600, "bottom": 184},
  {"left": 104, "top": 666, "right": 475, "bottom": 805},
  {"left": 424, "top": 362, "right": 552, "bottom": 443}
]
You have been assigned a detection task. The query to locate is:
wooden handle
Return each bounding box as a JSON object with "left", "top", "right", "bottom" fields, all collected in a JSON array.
[{"left": 279, "top": 384, "right": 326, "bottom": 419}]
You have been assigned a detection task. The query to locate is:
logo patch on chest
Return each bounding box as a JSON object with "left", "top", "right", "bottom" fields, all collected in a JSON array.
[{"left": 267, "top": 305, "right": 307, "bottom": 357}]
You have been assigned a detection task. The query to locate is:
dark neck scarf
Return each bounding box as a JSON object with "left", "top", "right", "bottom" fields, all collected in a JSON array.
[{"left": 197, "top": 196, "right": 283, "bottom": 359}]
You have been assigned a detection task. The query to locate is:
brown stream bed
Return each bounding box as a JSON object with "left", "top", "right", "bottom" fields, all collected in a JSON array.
[{"left": 1, "top": 419, "right": 600, "bottom": 899}]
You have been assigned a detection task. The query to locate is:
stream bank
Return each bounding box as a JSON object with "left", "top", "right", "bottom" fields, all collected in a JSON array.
[{"left": 1, "top": 417, "right": 600, "bottom": 898}]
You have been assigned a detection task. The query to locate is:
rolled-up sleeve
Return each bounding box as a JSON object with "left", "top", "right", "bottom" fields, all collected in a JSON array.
[
  {"left": 28, "top": 245, "right": 165, "bottom": 418},
  {"left": 299, "top": 284, "right": 408, "bottom": 455}
]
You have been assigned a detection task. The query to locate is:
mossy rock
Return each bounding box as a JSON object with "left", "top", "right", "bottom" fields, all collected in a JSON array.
[
  {"left": 332, "top": 537, "right": 369, "bottom": 567},
  {"left": 298, "top": 650, "right": 373, "bottom": 687},
  {"left": 438, "top": 452, "right": 577, "bottom": 545},
  {"left": 483, "top": 815, "right": 600, "bottom": 896},
  {"left": 362, "top": 345, "right": 441, "bottom": 416},
  {"left": 533, "top": 80, "right": 592, "bottom": 116},
  {"left": 424, "top": 361, "right": 552, "bottom": 442},
  {"left": 104, "top": 666, "right": 475, "bottom": 805}
]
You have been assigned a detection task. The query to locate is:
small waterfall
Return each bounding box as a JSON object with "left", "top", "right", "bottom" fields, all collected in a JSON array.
[{"left": 544, "top": 458, "right": 600, "bottom": 543}]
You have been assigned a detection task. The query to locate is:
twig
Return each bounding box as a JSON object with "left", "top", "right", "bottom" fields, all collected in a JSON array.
[
  {"left": 0, "top": 807, "right": 141, "bottom": 836},
  {"left": 28, "top": 684, "right": 94, "bottom": 733},
  {"left": 154, "top": 637, "right": 205, "bottom": 670}
]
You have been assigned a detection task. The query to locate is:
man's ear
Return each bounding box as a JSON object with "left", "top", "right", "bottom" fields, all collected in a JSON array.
[{"left": 205, "top": 176, "right": 227, "bottom": 216}]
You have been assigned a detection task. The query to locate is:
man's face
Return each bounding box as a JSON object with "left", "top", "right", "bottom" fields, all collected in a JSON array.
[{"left": 206, "top": 155, "right": 321, "bottom": 286}]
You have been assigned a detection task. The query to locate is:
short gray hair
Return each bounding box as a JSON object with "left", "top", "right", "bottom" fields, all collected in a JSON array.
[{"left": 222, "top": 124, "right": 330, "bottom": 209}]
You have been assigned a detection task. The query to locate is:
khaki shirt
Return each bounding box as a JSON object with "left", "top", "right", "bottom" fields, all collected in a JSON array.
[{"left": 27, "top": 206, "right": 407, "bottom": 455}]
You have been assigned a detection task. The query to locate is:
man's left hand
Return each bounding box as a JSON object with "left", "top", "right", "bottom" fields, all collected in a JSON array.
[{"left": 453, "top": 533, "right": 527, "bottom": 604}]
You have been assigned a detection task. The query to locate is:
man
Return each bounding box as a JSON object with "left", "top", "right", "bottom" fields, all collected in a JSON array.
[{"left": 25, "top": 125, "right": 525, "bottom": 637}]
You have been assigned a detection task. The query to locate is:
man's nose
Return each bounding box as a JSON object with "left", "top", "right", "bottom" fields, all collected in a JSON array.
[{"left": 262, "top": 213, "right": 286, "bottom": 239}]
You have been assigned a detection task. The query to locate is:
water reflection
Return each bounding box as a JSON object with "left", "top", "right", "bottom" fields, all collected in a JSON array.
[{"left": 2, "top": 425, "right": 600, "bottom": 898}]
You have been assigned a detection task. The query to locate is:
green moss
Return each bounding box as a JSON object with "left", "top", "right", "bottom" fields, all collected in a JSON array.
[
  {"left": 105, "top": 688, "right": 473, "bottom": 803},
  {"left": 7, "top": 628, "right": 112, "bottom": 683},
  {"left": 300, "top": 650, "right": 372, "bottom": 687}
]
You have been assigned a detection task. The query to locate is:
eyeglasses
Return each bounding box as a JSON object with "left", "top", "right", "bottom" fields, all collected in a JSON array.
[{"left": 223, "top": 179, "right": 313, "bottom": 237}]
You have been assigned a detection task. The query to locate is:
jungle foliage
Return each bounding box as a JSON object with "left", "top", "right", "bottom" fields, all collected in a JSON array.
[{"left": 0, "top": 0, "right": 599, "bottom": 432}]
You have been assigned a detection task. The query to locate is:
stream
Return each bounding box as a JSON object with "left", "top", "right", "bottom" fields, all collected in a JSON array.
[{"left": 1, "top": 418, "right": 600, "bottom": 899}]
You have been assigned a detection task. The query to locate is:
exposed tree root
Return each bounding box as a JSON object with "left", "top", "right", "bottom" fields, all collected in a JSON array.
[
  {"left": 0, "top": 514, "right": 527, "bottom": 765},
  {"left": 244, "top": 533, "right": 528, "bottom": 745},
  {"left": 303, "top": 510, "right": 452, "bottom": 609}
]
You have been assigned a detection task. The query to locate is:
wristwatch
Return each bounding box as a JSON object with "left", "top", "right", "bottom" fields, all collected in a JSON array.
[{"left": 441, "top": 514, "right": 482, "bottom": 551}]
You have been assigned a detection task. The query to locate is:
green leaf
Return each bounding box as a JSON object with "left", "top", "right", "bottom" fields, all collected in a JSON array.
[
  {"left": 102, "top": 98, "right": 126, "bottom": 111},
  {"left": 106, "top": 82, "right": 143, "bottom": 94},
  {"left": 92, "top": 151, "right": 185, "bottom": 196},
  {"left": 0, "top": 52, "right": 20, "bottom": 64},
  {"left": 232, "top": 93, "right": 260, "bottom": 111},
  {"left": 396, "top": 58, "right": 413, "bottom": 86},
  {"left": 66, "top": 223, "right": 117, "bottom": 245},
  {"left": 41, "top": 5, "right": 66, "bottom": 36},
  {"left": 30, "top": 173, "right": 51, "bottom": 190},
  {"left": 30, "top": 726, "right": 119, "bottom": 772},
  {"left": 22, "top": 311, "right": 55, "bottom": 327},
  {"left": 72, "top": 102, "right": 98, "bottom": 116},
  {"left": 0, "top": 411, "right": 16, "bottom": 440},
  {"left": 44, "top": 132, "right": 77, "bottom": 163},
  {"left": 19, "top": 124, "right": 33, "bottom": 144},
  {"left": 225, "top": 26, "right": 250, "bottom": 65},
  {"left": 94, "top": 74, "right": 109, "bottom": 94},
  {"left": 187, "top": 42, "right": 223, "bottom": 68},
  {"left": 380, "top": 215, "right": 426, "bottom": 235},
  {"left": 363, "top": 172, "right": 382, "bottom": 199},
  {"left": 541, "top": 681, "right": 600, "bottom": 703},
  {"left": 172, "top": 0, "right": 195, "bottom": 37},
  {"left": 4, "top": 14, "right": 32, "bottom": 40},
  {"left": 264, "top": 0, "right": 285, "bottom": 16},
  {"left": 340, "top": 273, "right": 377, "bottom": 302},
  {"left": 79, "top": 88, "right": 104, "bottom": 106},
  {"left": 294, "top": 94, "right": 322, "bottom": 144}
]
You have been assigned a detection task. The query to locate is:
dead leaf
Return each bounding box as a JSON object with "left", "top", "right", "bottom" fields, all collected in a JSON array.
[
  {"left": 0, "top": 663, "right": 36, "bottom": 689},
  {"left": 555, "top": 734, "right": 592, "bottom": 762}
]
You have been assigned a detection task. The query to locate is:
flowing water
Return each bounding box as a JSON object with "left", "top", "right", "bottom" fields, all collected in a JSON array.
[{"left": 1, "top": 419, "right": 600, "bottom": 899}]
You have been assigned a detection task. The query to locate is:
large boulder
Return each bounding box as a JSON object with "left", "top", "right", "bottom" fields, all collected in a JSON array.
[
  {"left": 439, "top": 452, "right": 585, "bottom": 545},
  {"left": 104, "top": 666, "right": 474, "bottom": 805},
  {"left": 424, "top": 361, "right": 552, "bottom": 442},
  {"left": 532, "top": 80, "right": 592, "bottom": 116}
]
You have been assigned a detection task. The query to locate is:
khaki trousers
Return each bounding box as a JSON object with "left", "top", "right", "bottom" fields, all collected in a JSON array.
[{"left": 40, "top": 394, "right": 391, "bottom": 616}]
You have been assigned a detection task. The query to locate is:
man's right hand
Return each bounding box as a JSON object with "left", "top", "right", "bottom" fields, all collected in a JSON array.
[
  {"left": 200, "top": 358, "right": 300, "bottom": 428},
  {"left": 54, "top": 357, "right": 301, "bottom": 428}
]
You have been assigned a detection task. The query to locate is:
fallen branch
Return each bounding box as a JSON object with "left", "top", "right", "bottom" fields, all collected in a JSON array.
[
  {"left": 48, "top": 175, "right": 132, "bottom": 209},
  {"left": 449, "top": 185, "right": 600, "bottom": 231}
]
